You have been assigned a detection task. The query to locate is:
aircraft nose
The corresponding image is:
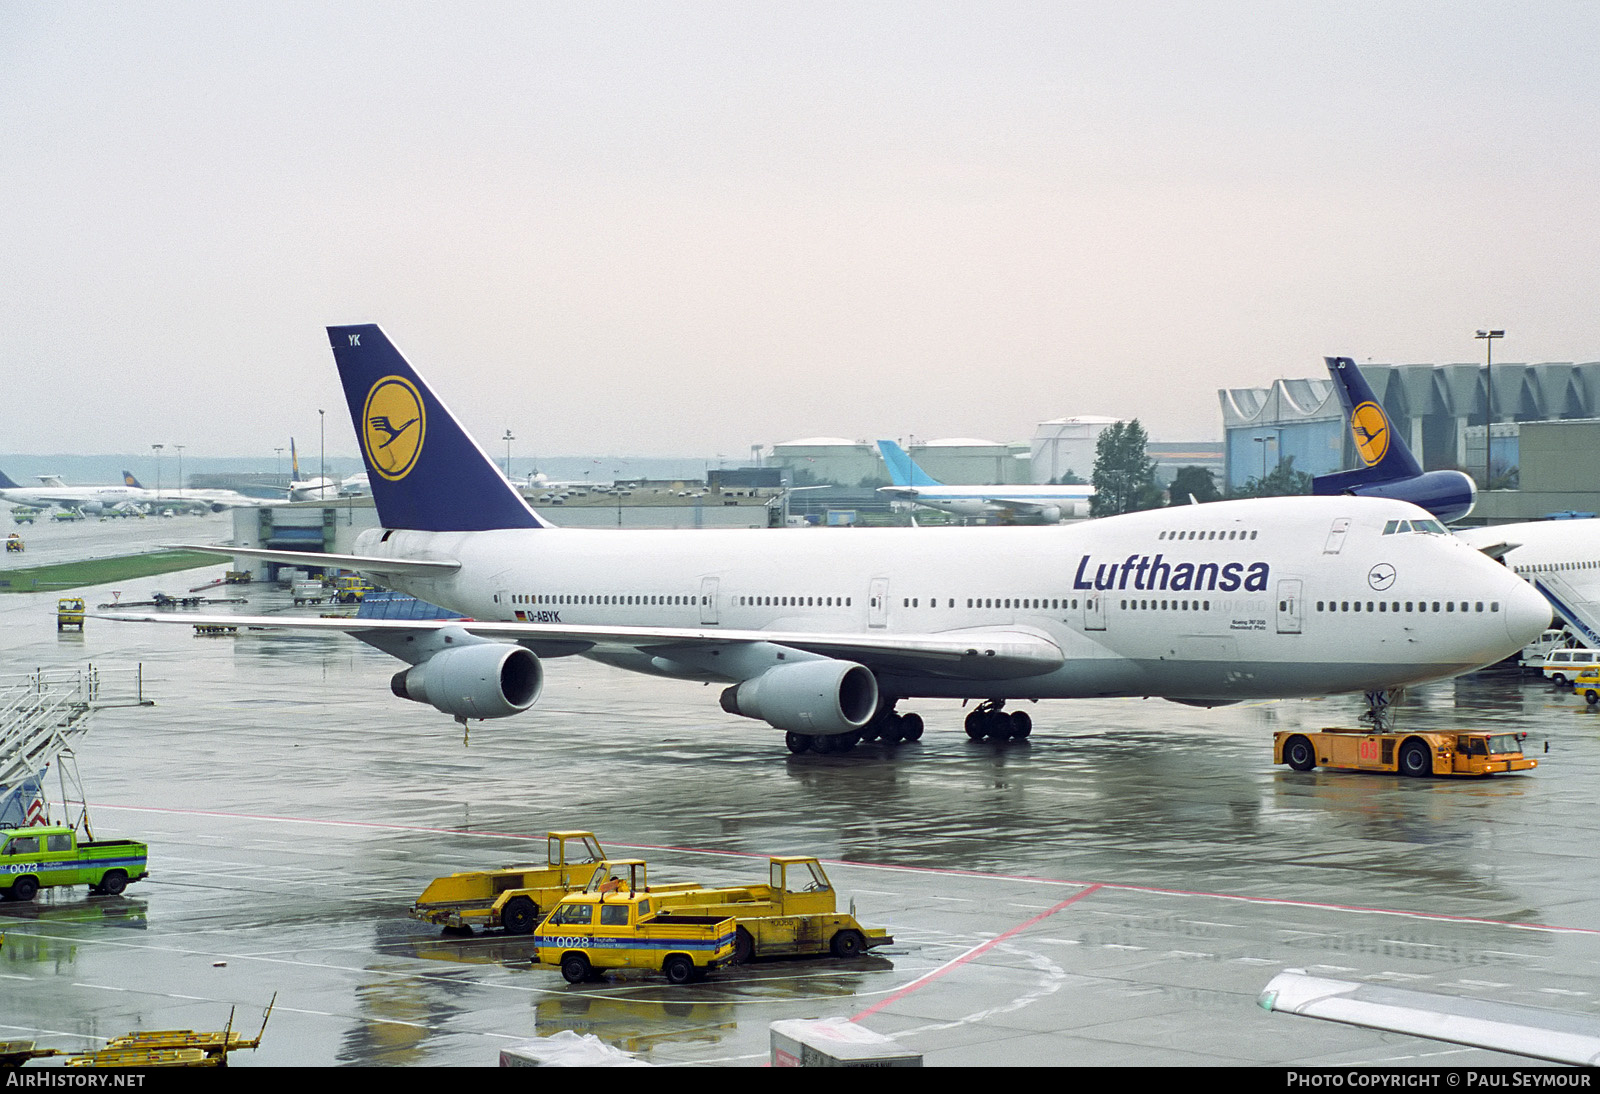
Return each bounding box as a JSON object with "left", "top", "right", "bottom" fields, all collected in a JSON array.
[{"left": 1503, "top": 576, "right": 1553, "bottom": 648}]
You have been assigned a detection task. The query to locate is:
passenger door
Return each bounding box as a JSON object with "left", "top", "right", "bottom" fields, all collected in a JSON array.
[
  {"left": 1276, "top": 579, "right": 1304, "bottom": 634},
  {"left": 868, "top": 578, "right": 889, "bottom": 628}
]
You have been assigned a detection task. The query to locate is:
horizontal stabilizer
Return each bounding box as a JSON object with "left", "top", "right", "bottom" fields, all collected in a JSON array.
[{"left": 1261, "top": 969, "right": 1600, "bottom": 1066}]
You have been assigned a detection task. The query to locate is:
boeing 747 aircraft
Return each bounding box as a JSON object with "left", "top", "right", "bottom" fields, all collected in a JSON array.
[
  {"left": 876, "top": 439, "right": 1094, "bottom": 523},
  {"left": 111, "top": 326, "right": 1549, "bottom": 756},
  {"left": 0, "top": 469, "right": 148, "bottom": 514},
  {"left": 1312, "top": 355, "right": 1600, "bottom": 646}
]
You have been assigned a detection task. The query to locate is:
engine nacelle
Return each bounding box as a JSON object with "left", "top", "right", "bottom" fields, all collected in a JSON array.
[
  {"left": 391, "top": 643, "right": 543, "bottom": 720},
  {"left": 1037, "top": 505, "right": 1062, "bottom": 524},
  {"left": 719, "top": 659, "right": 879, "bottom": 736}
]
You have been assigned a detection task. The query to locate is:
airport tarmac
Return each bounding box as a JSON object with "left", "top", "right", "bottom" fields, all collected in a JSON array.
[{"left": 3, "top": 536, "right": 1600, "bottom": 1067}]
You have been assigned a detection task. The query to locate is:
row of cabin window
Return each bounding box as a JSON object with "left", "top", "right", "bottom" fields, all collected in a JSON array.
[
  {"left": 739, "top": 596, "right": 853, "bottom": 607},
  {"left": 1157, "top": 529, "right": 1259, "bottom": 541},
  {"left": 1120, "top": 599, "right": 1213, "bottom": 611},
  {"left": 1516, "top": 560, "right": 1598, "bottom": 573},
  {"left": 900, "top": 598, "right": 1084, "bottom": 609},
  {"left": 513, "top": 594, "right": 708, "bottom": 606},
  {"left": 1316, "top": 600, "right": 1501, "bottom": 613}
]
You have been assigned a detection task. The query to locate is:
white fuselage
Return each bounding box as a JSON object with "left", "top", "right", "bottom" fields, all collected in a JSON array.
[
  {"left": 1457, "top": 518, "right": 1600, "bottom": 642},
  {"left": 357, "top": 496, "right": 1549, "bottom": 703},
  {"left": 878, "top": 483, "right": 1092, "bottom": 522},
  {"left": 0, "top": 482, "right": 148, "bottom": 512}
]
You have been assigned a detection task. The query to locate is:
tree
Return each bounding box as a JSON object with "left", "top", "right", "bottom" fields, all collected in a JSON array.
[
  {"left": 1233, "top": 454, "right": 1312, "bottom": 498},
  {"left": 1167, "top": 465, "right": 1222, "bottom": 506},
  {"left": 1090, "top": 420, "right": 1164, "bottom": 517}
]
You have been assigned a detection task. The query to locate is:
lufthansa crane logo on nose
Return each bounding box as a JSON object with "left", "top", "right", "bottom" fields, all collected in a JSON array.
[
  {"left": 1368, "top": 563, "right": 1397, "bottom": 591},
  {"left": 1350, "top": 401, "right": 1390, "bottom": 466},
  {"left": 362, "top": 376, "right": 426, "bottom": 481}
]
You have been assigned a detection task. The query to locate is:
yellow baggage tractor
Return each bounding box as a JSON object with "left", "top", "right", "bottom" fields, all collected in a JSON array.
[{"left": 411, "top": 831, "right": 609, "bottom": 934}]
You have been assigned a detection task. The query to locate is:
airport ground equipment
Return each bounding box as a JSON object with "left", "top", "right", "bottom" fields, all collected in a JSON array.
[
  {"left": 292, "top": 579, "right": 326, "bottom": 605},
  {"left": 56, "top": 597, "right": 84, "bottom": 631},
  {"left": 0, "top": 665, "right": 153, "bottom": 837},
  {"left": 0, "top": 824, "right": 148, "bottom": 901},
  {"left": 9, "top": 507, "right": 38, "bottom": 524},
  {"left": 1275, "top": 728, "right": 1536, "bottom": 778},
  {"left": 608, "top": 855, "right": 892, "bottom": 962},
  {"left": 1573, "top": 667, "right": 1600, "bottom": 705},
  {"left": 4, "top": 533, "right": 21, "bottom": 553},
  {"left": 332, "top": 573, "right": 375, "bottom": 603},
  {"left": 1, "top": 997, "right": 272, "bottom": 1068},
  {"left": 531, "top": 889, "right": 737, "bottom": 985},
  {"left": 411, "top": 830, "right": 610, "bottom": 934},
  {"left": 1540, "top": 644, "right": 1596, "bottom": 684}
]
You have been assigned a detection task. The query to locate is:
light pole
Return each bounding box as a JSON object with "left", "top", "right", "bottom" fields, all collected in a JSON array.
[
  {"left": 503, "top": 428, "right": 514, "bottom": 479},
  {"left": 1252, "top": 434, "right": 1277, "bottom": 485},
  {"left": 174, "top": 444, "right": 185, "bottom": 499},
  {"left": 274, "top": 447, "right": 284, "bottom": 486},
  {"left": 318, "top": 409, "right": 326, "bottom": 500},
  {"left": 1476, "top": 329, "right": 1504, "bottom": 489},
  {"left": 151, "top": 443, "right": 164, "bottom": 502}
]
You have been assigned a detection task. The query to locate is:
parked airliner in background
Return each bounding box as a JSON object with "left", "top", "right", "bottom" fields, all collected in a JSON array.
[
  {"left": 110, "top": 326, "right": 1549, "bottom": 756},
  {"left": 1311, "top": 356, "right": 1477, "bottom": 523},
  {"left": 1312, "top": 355, "right": 1600, "bottom": 646},
  {"left": 0, "top": 469, "right": 148, "bottom": 514},
  {"left": 876, "top": 439, "right": 1094, "bottom": 523},
  {"left": 121, "top": 471, "right": 275, "bottom": 513}
]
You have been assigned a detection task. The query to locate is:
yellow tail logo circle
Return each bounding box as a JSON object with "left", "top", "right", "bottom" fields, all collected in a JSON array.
[
  {"left": 362, "top": 377, "right": 426, "bottom": 481},
  {"left": 1350, "top": 402, "right": 1389, "bottom": 467}
]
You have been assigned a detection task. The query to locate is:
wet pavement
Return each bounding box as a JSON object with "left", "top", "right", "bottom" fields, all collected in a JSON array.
[{"left": 3, "top": 531, "right": 1600, "bottom": 1067}]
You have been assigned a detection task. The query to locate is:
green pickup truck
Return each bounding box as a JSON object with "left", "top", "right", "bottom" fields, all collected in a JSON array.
[{"left": 0, "top": 825, "right": 148, "bottom": 902}]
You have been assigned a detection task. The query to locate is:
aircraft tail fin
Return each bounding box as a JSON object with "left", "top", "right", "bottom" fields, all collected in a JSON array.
[
  {"left": 876, "top": 440, "right": 943, "bottom": 488},
  {"left": 328, "top": 325, "right": 545, "bottom": 531},
  {"left": 1317, "top": 356, "right": 1423, "bottom": 484},
  {"left": 0, "top": 469, "right": 19, "bottom": 489},
  {"left": 1312, "top": 357, "right": 1475, "bottom": 522},
  {"left": 123, "top": 471, "right": 145, "bottom": 489}
]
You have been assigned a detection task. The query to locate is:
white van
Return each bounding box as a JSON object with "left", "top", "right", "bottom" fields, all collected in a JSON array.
[{"left": 1543, "top": 647, "right": 1599, "bottom": 684}]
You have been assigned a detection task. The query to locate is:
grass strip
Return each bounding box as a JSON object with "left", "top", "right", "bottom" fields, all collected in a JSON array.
[{"left": 0, "top": 550, "right": 222, "bottom": 593}]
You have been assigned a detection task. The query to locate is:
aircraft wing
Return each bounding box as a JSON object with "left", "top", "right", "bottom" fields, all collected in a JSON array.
[
  {"left": 97, "top": 612, "right": 1066, "bottom": 681},
  {"left": 1259, "top": 970, "right": 1600, "bottom": 1066},
  {"left": 163, "top": 543, "right": 460, "bottom": 578}
]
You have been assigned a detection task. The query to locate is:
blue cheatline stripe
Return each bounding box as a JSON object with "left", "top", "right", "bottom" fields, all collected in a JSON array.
[
  {"left": 532, "top": 931, "right": 735, "bottom": 954},
  {"left": 2, "top": 855, "right": 146, "bottom": 876}
]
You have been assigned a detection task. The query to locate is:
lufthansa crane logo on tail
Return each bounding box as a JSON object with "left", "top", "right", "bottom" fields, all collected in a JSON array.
[
  {"left": 1350, "top": 401, "right": 1389, "bottom": 466},
  {"left": 362, "top": 376, "right": 426, "bottom": 481}
]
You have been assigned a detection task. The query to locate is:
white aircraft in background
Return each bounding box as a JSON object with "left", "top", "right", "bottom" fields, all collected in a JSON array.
[
  {"left": 875, "top": 440, "right": 1093, "bottom": 523},
  {"left": 286, "top": 438, "right": 338, "bottom": 501},
  {"left": 0, "top": 469, "right": 148, "bottom": 514},
  {"left": 110, "top": 325, "right": 1548, "bottom": 757},
  {"left": 1312, "top": 356, "right": 1600, "bottom": 647},
  {"left": 123, "top": 471, "right": 276, "bottom": 513}
]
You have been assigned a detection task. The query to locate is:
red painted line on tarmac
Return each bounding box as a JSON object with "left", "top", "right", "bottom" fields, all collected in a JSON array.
[
  {"left": 90, "top": 801, "right": 1600, "bottom": 937},
  {"left": 850, "top": 883, "right": 1104, "bottom": 1022}
]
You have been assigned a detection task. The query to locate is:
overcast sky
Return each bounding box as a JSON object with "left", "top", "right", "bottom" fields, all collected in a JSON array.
[{"left": 5, "top": 2, "right": 1599, "bottom": 458}]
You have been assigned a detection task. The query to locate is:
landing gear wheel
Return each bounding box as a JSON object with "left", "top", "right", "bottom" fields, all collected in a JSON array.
[
  {"left": 785, "top": 732, "right": 813, "bottom": 754},
  {"left": 501, "top": 896, "right": 538, "bottom": 935},
  {"left": 830, "top": 929, "right": 866, "bottom": 958},
  {"left": 1009, "top": 711, "right": 1031, "bottom": 739},
  {"left": 1398, "top": 739, "right": 1432, "bottom": 777},
  {"left": 987, "top": 711, "right": 1014, "bottom": 739},
  {"left": 964, "top": 710, "right": 986, "bottom": 739},
  {"left": 900, "top": 712, "right": 924, "bottom": 741},
  {"left": 561, "top": 953, "right": 592, "bottom": 985},
  {"left": 663, "top": 955, "right": 696, "bottom": 985},
  {"left": 880, "top": 717, "right": 904, "bottom": 745},
  {"left": 1284, "top": 735, "right": 1315, "bottom": 772}
]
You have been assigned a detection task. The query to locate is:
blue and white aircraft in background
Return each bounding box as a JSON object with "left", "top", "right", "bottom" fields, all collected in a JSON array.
[
  {"left": 1312, "top": 355, "right": 1600, "bottom": 648},
  {"left": 111, "top": 326, "right": 1548, "bottom": 756},
  {"left": 875, "top": 439, "right": 1094, "bottom": 523},
  {"left": 1312, "top": 356, "right": 1477, "bottom": 523},
  {"left": 0, "top": 469, "right": 149, "bottom": 515}
]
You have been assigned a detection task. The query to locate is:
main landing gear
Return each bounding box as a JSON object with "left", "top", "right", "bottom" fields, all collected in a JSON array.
[
  {"left": 963, "top": 699, "right": 1032, "bottom": 741},
  {"left": 783, "top": 701, "right": 926, "bottom": 755}
]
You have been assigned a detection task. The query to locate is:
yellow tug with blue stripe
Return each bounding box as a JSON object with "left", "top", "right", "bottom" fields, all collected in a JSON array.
[{"left": 531, "top": 889, "right": 737, "bottom": 985}]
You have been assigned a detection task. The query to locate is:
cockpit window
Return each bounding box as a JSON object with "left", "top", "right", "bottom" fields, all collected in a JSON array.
[{"left": 1383, "top": 518, "right": 1447, "bottom": 536}]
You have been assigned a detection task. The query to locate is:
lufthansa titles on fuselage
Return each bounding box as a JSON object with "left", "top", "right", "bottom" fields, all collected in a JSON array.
[{"left": 1072, "top": 552, "right": 1270, "bottom": 593}]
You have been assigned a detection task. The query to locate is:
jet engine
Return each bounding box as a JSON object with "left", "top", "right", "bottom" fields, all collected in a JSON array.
[
  {"left": 391, "top": 642, "right": 542, "bottom": 720},
  {"left": 718, "top": 659, "right": 879, "bottom": 736},
  {"left": 1037, "top": 505, "right": 1062, "bottom": 524}
]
